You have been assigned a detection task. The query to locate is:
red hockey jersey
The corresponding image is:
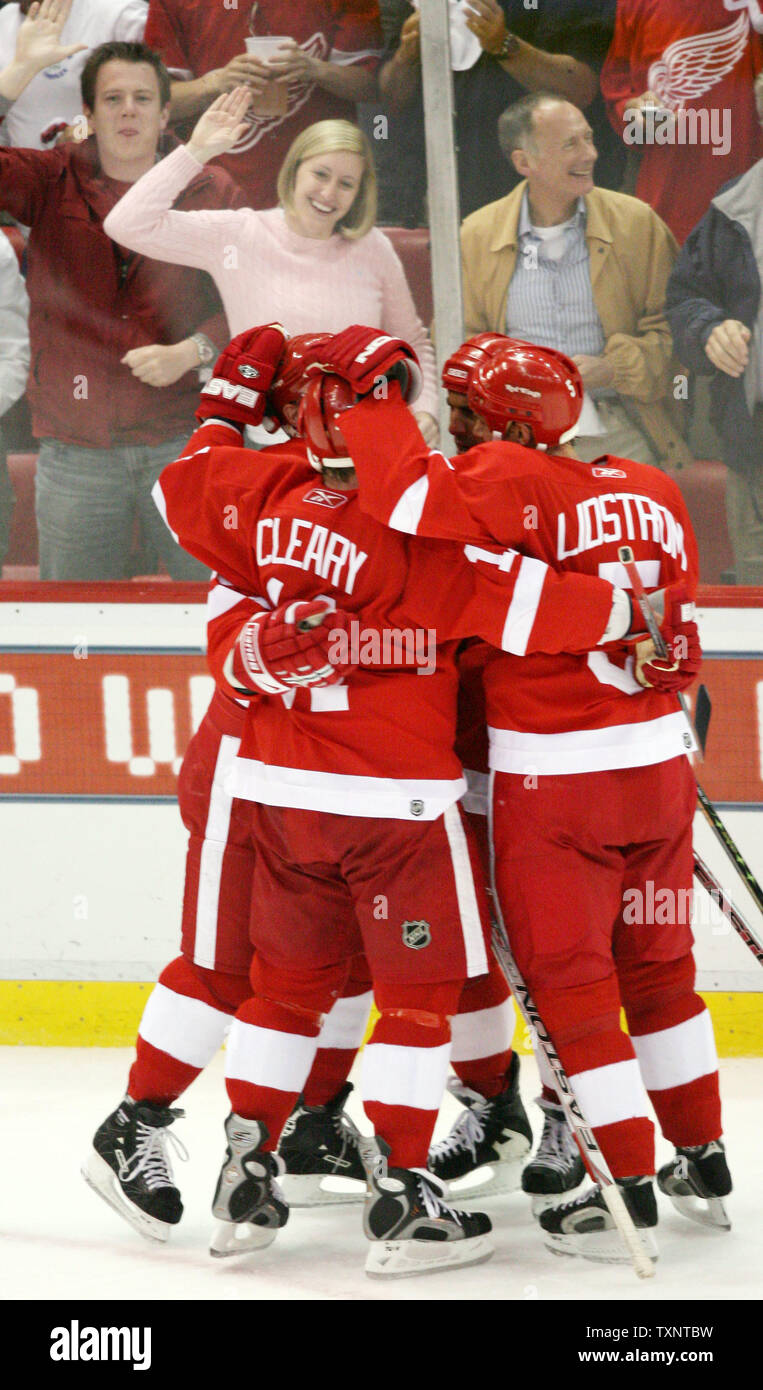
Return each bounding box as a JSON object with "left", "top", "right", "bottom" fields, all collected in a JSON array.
[
  {"left": 155, "top": 423, "right": 624, "bottom": 817},
  {"left": 340, "top": 391, "right": 700, "bottom": 776}
]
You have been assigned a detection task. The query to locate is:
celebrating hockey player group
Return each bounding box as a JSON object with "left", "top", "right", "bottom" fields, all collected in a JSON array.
[{"left": 83, "top": 319, "right": 731, "bottom": 1279}]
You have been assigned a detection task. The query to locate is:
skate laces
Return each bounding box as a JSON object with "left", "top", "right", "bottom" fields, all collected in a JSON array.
[
  {"left": 123, "top": 1118, "right": 188, "bottom": 1190},
  {"left": 534, "top": 1101, "right": 579, "bottom": 1174},
  {"left": 429, "top": 1104, "right": 486, "bottom": 1163},
  {"left": 416, "top": 1172, "right": 463, "bottom": 1226}
]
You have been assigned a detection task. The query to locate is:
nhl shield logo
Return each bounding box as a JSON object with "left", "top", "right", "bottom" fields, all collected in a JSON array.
[{"left": 401, "top": 919, "right": 431, "bottom": 950}]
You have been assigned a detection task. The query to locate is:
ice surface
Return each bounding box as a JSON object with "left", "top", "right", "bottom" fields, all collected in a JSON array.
[{"left": 1, "top": 1047, "right": 761, "bottom": 1303}]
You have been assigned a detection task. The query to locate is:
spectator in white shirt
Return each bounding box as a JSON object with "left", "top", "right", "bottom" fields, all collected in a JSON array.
[{"left": 0, "top": 230, "right": 30, "bottom": 567}]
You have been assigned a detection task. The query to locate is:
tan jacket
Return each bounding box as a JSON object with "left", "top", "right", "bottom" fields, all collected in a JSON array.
[{"left": 460, "top": 183, "right": 693, "bottom": 469}]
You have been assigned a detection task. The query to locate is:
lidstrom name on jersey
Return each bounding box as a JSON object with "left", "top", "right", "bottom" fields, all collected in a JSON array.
[
  {"left": 557, "top": 491, "right": 687, "bottom": 568},
  {"left": 256, "top": 516, "right": 368, "bottom": 594}
]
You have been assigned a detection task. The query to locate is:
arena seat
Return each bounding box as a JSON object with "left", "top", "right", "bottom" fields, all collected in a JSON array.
[
  {"left": 4, "top": 452, "right": 38, "bottom": 567},
  {"left": 675, "top": 460, "right": 734, "bottom": 584},
  {"left": 382, "top": 226, "right": 433, "bottom": 325}
]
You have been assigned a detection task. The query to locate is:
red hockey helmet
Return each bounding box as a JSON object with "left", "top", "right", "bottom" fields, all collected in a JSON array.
[
  {"left": 441, "top": 333, "right": 517, "bottom": 397},
  {"left": 297, "top": 373, "right": 357, "bottom": 471},
  {"left": 265, "top": 332, "right": 333, "bottom": 434},
  {"left": 466, "top": 338, "right": 584, "bottom": 448}
]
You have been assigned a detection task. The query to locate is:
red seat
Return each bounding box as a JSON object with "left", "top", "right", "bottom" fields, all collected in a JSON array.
[
  {"left": 382, "top": 226, "right": 433, "bottom": 326},
  {"left": 676, "top": 460, "right": 734, "bottom": 585},
  {"left": 4, "top": 452, "right": 38, "bottom": 566}
]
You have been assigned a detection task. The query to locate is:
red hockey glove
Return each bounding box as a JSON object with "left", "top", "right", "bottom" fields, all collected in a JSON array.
[
  {"left": 196, "top": 323, "right": 287, "bottom": 430},
  {"left": 633, "top": 583, "right": 702, "bottom": 692},
  {"left": 229, "top": 599, "right": 356, "bottom": 695},
  {"left": 305, "top": 325, "right": 422, "bottom": 403}
]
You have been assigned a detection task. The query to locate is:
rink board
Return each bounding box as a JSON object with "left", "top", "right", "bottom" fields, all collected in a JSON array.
[{"left": 1, "top": 584, "right": 761, "bottom": 1051}]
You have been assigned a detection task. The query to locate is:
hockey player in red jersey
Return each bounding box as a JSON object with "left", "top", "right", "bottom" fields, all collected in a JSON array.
[
  {"left": 306, "top": 327, "right": 731, "bottom": 1261},
  {"left": 150, "top": 323, "right": 659, "bottom": 1276}
]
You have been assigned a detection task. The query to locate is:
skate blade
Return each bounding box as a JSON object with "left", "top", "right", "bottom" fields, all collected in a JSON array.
[
  {"left": 529, "top": 1181, "right": 588, "bottom": 1217},
  {"left": 365, "top": 1233, "right": 494, "bottom": 1279},
  {"left": 280, "top": 1172, "right": 366, "bottom": 1207},
  {"left": 81, "top": 1153, "right": 173, "bottom": 1244},
  {"left": 542, "top": 1226, "right": 658, "bottom": 1265},
  {"left": 444, "top": 1158, "right": 524, "bottom": 1207},
  {"left": 665, "top": 1191, "right": 731, "bottom": 1231},
  {"left": 209, "top": 1220, "right": 279, "bottom": 1258}
]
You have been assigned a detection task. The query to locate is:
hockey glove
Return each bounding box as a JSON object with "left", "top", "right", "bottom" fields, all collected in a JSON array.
[
  {"left": 305, "top": 325, "right": 423, "bottom": 404},
  {"left": 632, "top": 583, "right": 702, "bottom": 692},
  {"left": 196, "top": 323, "right": 287, "bottom": 430},
  {"left": 229, "top": 599, "right": 356, "bottom": 696}
]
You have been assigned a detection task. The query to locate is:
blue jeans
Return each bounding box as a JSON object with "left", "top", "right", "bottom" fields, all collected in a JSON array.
[{"left": 35, "top": 435, "right": 210, "bottom": 581}]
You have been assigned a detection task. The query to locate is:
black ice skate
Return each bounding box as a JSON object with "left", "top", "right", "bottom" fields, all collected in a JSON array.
[
  {"left": 358, "top": 1136, "right": 494, "bottom": 1278},
  {"left": 210, "top": 1113, "right": 289, "bottom": 1258},
  {"left": 521, "top": 1097, "right": 587, "bottom": 1213},
  {"left": 537, "top": 1176, "right": 658, "bottom": 1263},
  {"left": 428, "top": 1053, "right": 532, "bottom": 1202},
  {"left": 657, "top": 1140, "right": 732, "bottom": 1230},
  {"left": 278, "top": 1082, "right": 367, "bottom": 1206},
  {"left": 82, "top": 1095, "right": 186, "bottom": 1243}
]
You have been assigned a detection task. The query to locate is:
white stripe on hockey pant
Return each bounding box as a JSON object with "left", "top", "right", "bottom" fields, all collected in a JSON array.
[
  {"left": 226, "top": 1020, "right": 319, "bottom": 1093},
  {"left": 631, "top": 1009, "right": 718, "bottom": 1092},
  {"left": 193, "top": 734, "right": 241, "bottom": 970},
  {"left": 317, "top": 991, "right": 373, "bottom": 1051},
  {"left": 138, "top": 983, "right": 231, "bottom": 1069},
  {"left": 362, "top": 1040, "right": 452, "bottom": 1111},
  {"left": 388, "top": 474, "right": 430, "bottom": 533},
  {"left": 443, "top": 803, "right": 489, "bottom": 977},
  {"left": 450, "top": 999, "right": 515, "bottom": 1063},
  {"left": 570, "top": 1058, "right": 650, "bottom": 1129},
  {"left": 499, "top": 555, "right": 547, "bottom": 656}
]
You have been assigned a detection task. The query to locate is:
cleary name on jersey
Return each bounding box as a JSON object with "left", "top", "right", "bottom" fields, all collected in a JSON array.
[
  {"left": 339, "top": 390, "right": 700, "bottom": 776},
  {"left": 154, "top": 424, "right": 622, "bottom": 818}
]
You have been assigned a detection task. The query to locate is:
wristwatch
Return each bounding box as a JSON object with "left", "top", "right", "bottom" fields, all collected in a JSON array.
[
  {"left": 191, "top": 333, "right": 216, "bottom": 367},
  {"left": 492, "top": 31, "right": 520, "bottom": 62}
]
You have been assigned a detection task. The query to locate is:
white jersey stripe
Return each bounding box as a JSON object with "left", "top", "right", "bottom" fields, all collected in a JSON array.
[
  {"left": 488, "top": 710, "right": 690, "bottom": 775},
  {"left": 227, "top": 756, "right": 465, "bottom": 820},
  {"left": 193, "top": 733, "right": 240, "bottom": 969},
  {"left": 443, "top": 803, "right": 489, "bottom": 977},
  {"left": 631, "top": 1009, "right": 718, "bottom": 1092},
  {"left": 362, "top": 1040, "right": 452, "bottom": 1110},
  {"left": 388, "top": 474, "right": 430, "bottom": 534},
  {"left": 138, "top": 983, "right": 231, "bottom": 1068},
  {"left": 450, "top": 999, "right": 515, "bottom": 1062},
  {"left": 226, "top": 1019, "right": 318, "bottom": 1093},
  {"left": 570, "top": 1057, "right": 650, "bottom": 1129},
  {"left": 317, "top": 991, "right": 373, "bottom": 1051},
  {"left": 500, "top": 554, "right": 547, "bottom": 655},
  {"left": 151, "top": 479, "right": 178, "bottom": 543}
]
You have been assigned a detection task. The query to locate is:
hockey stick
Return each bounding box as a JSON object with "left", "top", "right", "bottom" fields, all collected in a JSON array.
[
  {"left": 618, "top": 546, "right": 763, "bottom": 921},
  {"left": 693, "top": 849, "right": 763, "bottom": 967},
  {"left": 488, "top": 921, "right": 655, "bottom": 1279}
]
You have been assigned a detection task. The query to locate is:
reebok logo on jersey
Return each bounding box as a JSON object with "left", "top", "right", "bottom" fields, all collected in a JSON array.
[
  {"left": 593, "top": 467, "right": 627, "bottom": 478},
  {"left": 302, "top": 487, "right": 349, "bottom": 510}
]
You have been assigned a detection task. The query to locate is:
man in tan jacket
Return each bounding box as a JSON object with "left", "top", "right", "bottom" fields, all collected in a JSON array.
[{"left": 460, "top": 92, "right": 692, "bottom": 470}]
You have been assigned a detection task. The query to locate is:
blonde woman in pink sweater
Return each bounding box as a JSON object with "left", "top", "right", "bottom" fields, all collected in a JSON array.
[{"left": 104, "top": 88, "right": 439, "bottom": 442}]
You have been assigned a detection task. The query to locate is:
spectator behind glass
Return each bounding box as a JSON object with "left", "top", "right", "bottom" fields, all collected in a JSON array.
[
  {"left": 0, "top": 230, "right": 29, "bottom": 568},
  {"left": 144, "top": 0, "right": 383, "bottom": 209},
  {"left": 103, "top": 91, "right": 440, "bottom": 443},
  {"left": 459, "top": 93, "right": 691, "bottom": 471},
  {"left": 367, "top": 0, "right": 623, "bottom": 226},
  {"left": 0, "top": 24, "right": 247, "bottom": 580},
  {"left": 601, "top": 0, "right": 763, "bottom": 245},
  {"left": 0, "top": 0, "right": 146, "bottom": 149},
  {"left": 666, "top": 71, "right": 763, "bottom": 584}
]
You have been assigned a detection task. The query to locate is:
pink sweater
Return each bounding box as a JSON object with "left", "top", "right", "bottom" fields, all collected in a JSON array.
[{"left": 104, "top": 145, "right": 438, "bottom": 418}]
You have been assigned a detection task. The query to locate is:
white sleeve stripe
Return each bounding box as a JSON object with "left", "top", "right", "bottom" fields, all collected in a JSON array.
[
  {"left": 388, "top": 475, "right": 429, "bottom": 534},
  {"left": 206, "top": 583, "right": 252, "bottom": 620},
  {"left": 151, "top": 479, "right": 179, "bottom": 543},
  {"left": 501, "top": 554, "right": 548, "bottom": 656}
]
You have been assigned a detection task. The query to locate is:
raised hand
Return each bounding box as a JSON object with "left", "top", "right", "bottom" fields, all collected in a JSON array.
[
  {"left": 15, "top": 0, "right": 87, "bottom": 74},
  {"left": 187, "top": 87, "right": 253, "bottom": 165}
]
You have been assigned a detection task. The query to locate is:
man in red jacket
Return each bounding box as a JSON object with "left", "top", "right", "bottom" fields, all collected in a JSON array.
[{"left": 0, "top": 18, "right": 246, "bottom": 578}]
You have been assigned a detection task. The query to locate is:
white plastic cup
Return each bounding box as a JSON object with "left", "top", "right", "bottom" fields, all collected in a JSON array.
[{"left": 244, "top": 36, "right": 290, "bottom": 116}]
